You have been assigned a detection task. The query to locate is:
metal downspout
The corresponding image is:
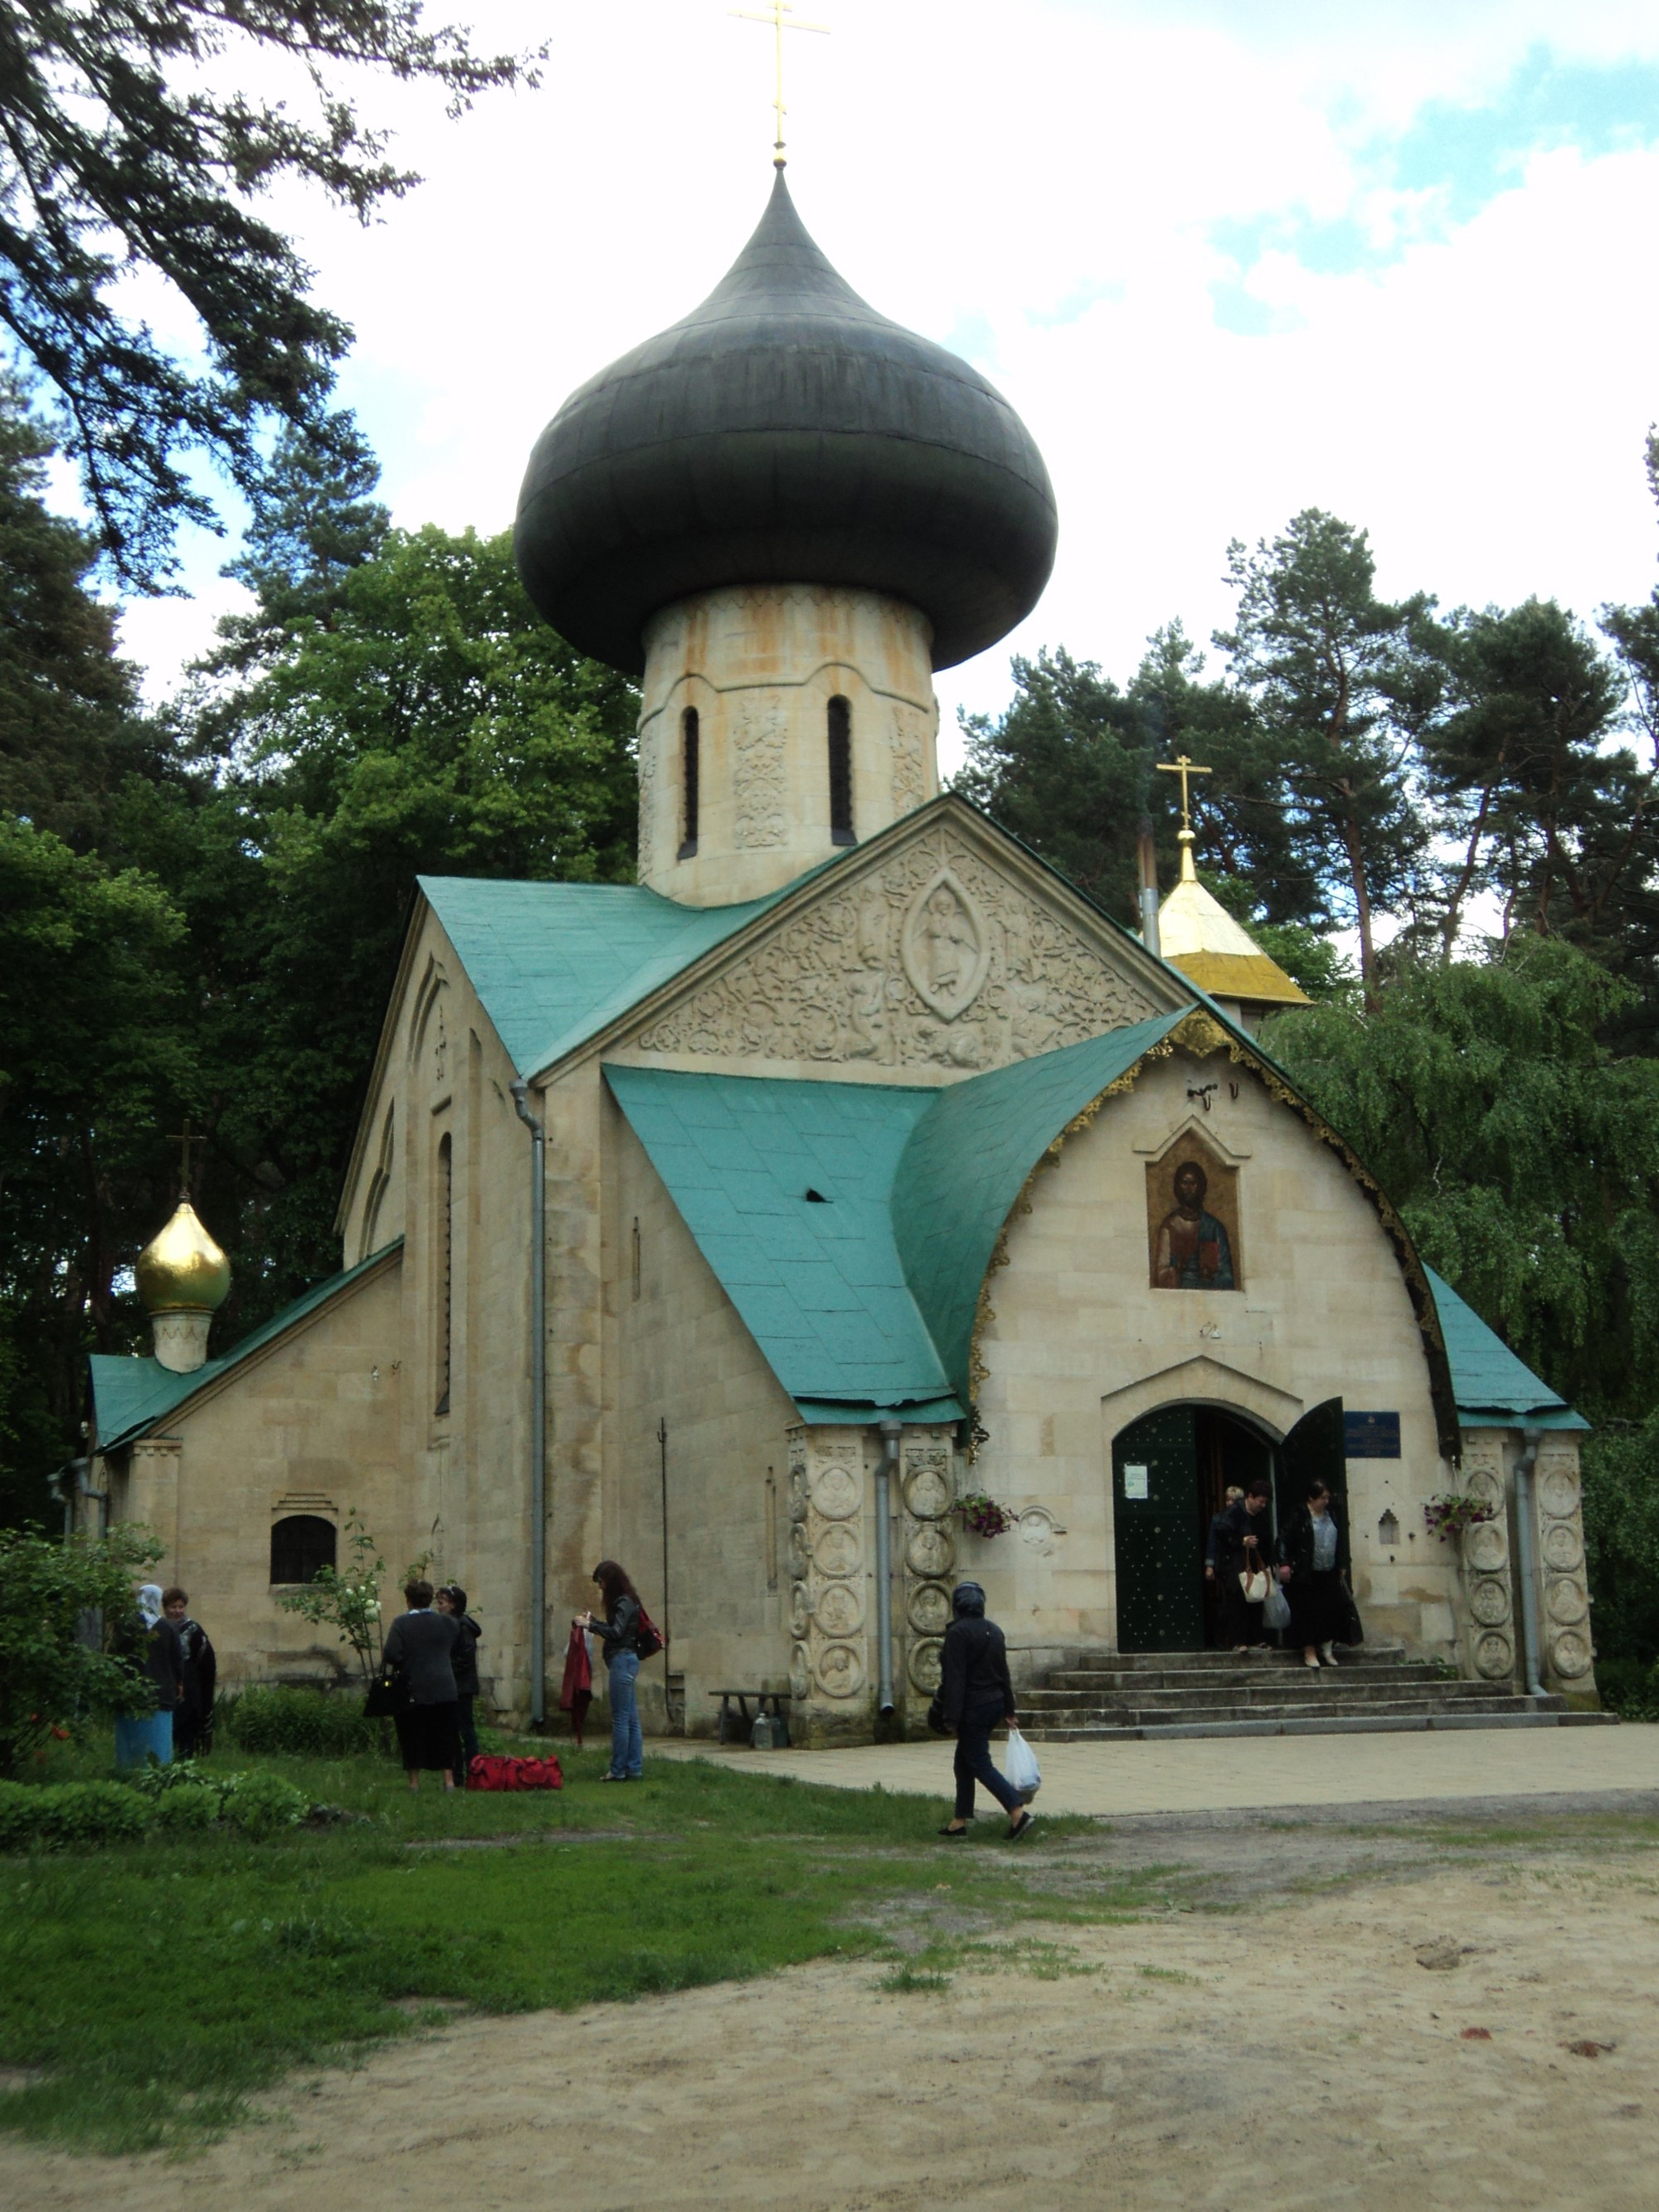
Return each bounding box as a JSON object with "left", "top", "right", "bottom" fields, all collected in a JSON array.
[
  {"left": 1137, "top": 816, "right": 1160, "bottom": 957},
  {"left": 875, "top": 1417, "right": 902, "bottom": 1719},
  {"left": 509, "top": 1081, "right": 548, "bottom": 1727},
  {"left": 1512, "top": 1425, "right": 1546, "bottom": 1698}
]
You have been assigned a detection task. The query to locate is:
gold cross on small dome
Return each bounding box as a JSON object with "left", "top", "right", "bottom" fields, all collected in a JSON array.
[
  {"left": 1156, "top": 752, "right": 1212, "bottom": 835},
  {"left": 731, "top": 1, "right": 830, "bottom": 167}
]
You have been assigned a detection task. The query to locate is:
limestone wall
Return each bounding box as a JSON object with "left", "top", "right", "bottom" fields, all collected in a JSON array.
[
  {"left": 965, "top": 1048, "right": 1461, "bottom": 1668},
  {"left": 1453, "top": 1429, "right": 1598, "bottom": 1703}
]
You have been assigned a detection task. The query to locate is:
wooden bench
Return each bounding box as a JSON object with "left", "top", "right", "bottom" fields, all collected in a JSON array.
[{"left": 711, "top": 1688, "right": 793, "bottom": 1747}]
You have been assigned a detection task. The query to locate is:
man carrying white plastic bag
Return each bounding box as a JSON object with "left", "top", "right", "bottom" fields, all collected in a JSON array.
[{"left": 929, "top": 1581, "right": 1037, "bottom": 1841}]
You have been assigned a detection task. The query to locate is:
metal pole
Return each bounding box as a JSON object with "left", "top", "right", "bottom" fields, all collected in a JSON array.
[
  {"left": 508, "top": 1081, "right": 547, "bottom": 1727},
  {"left": 875, "top": 1417, "right": 902, "bottom": 1718},
  {"left": 1137, "top": 815, "right": 1161, "bottom": 957}
]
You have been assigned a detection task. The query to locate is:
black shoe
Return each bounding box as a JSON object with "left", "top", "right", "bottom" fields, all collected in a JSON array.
[
  {"left": 598, "top": 1771, "right": 626, "bottom": 1782},
  {"left": 1007, "top": 1810, "right": 1036, "bottom": 1843},
  {"left": 938, "top": 1823, "right": 970, "bottom": 1838}
]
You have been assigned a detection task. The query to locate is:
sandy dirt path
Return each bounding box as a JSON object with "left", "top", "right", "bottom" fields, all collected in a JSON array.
[{"left": 6, "top": 1835, "right": 1657, "bottom": 2210}]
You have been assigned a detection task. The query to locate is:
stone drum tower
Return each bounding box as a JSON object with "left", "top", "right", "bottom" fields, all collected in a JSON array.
[{"left": 513, "top": 172, "right": 1058, "bottom": 904}]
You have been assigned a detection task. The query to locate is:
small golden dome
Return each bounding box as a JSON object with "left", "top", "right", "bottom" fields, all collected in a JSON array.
[{"left": 135, "top": 1200, "right": 231, "bottom": 1315}]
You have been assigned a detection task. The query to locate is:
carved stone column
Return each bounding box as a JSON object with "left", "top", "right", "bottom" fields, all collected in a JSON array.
[
  {"left": 1533, "top": 1440, "right": 1598, "bottom": 1702},
  {"left": 786, "top": 1425, "right": 875, "bottom": 1745},
  {"left": 897, "top": 1427, "right": 958, "bottom": 1735},
  {"left": 1454, "top": 1432, "right": 1517, "bottom": 1688}
]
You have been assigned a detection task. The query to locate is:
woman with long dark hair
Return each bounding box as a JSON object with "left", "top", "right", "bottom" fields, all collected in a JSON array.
[
  {"left": 1277, "top": 1480, "right": 1346, "bottom": 1669},
  {"left": 577, "top": 1560, "right": 645, "bottom": 1782}
]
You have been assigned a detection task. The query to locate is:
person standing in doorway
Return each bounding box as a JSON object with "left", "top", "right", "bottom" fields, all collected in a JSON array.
[
  {"left": 1277, "top": 1480, "right": 1345, "bottom": 1669},
  {"left": 382, "top": 1581, "right": 462, "bottom": 1791},
  {"left": 936, "top": 1582, "right": 1034, "bottom": 1843},
  {"left": 161, "top": 1588, "right": 216, "bottom": 1758},
  {"left": 436, "top": 1585, "right": 483, "bottom": 1773},
  {"left": 1204, "top": 1485, "right": 1244, "bottom": 1647},
  {"left": 578, "top": 1560, "right": 645, "bottom": 1782},
  {"left": 1218, "top": 1479, "right": 1273, "bottom": 1651}
]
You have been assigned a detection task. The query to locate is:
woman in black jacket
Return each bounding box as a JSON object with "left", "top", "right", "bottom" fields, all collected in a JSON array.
[
  {"left": 577, "top": 1559, "right": 645, "bottom": 1781},
  {"left": 1277, "top": 1480, "right": 1346, "bottom": 1669},
  {"left": 382, "top": 1580, "right": 463, "bottom": 1790},
  {"left": 936, "top": 1583, "right": 1034, "bottom": 1842},
  {"left": 437, "top": 1585, "right": 483, "bottom": 1771},
  {"left": 1217, "top": 1480, "right": 1274, "bottom": 1651}
]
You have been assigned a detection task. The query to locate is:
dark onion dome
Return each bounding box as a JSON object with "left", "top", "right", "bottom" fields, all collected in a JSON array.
[{"left": 513, "top": 173, "right": 1058, "bottom": 675}]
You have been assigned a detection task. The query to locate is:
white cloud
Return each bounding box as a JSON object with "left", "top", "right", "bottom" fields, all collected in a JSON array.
[{"left": 97, "top": 0, "right": 1659, "bottom": 787}]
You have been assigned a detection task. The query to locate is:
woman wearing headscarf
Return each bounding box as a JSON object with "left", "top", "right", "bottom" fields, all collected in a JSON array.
[
  {"left": 935, "top": 1582, "right": 1034, "bottom": 1842},
  {"left": 112, "top": 1583, "right": 184, "bottom": 1768},
  {"left": 577, "top": 1560, "right": 645, "bottom": 1782}
]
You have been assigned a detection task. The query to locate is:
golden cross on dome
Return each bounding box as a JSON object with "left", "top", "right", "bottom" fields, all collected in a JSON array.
[
  {"left": 730, "top": 1, "right": 830, "bottom": 168},
  {"left": 168, "top": 1119, "right": 201, "bottom": 1197},
  {"left": 1156, "top": 752, "right": 1212, "bottom": 834}
]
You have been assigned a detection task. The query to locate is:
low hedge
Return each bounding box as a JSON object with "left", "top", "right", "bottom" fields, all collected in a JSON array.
[
  {"left": 220, "top": 1683, "right": 379, "bottom": 1756},
  {"left": 0, "top": 1781, "right": 149, "bottom": 1849},
  {"left": 0, "top": 1764, "right": 310, "bottom": 1851}
]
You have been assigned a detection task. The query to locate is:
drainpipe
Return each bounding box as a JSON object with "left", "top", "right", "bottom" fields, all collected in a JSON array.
[
  {"left": 508, "top": 1080, "right": 548, "bottom": 1727},
  {"left": 1136, "top": 816, "right": 1160, "bottom": 957},
  {"left": 1512, "top": 1425, "right": 1546, "bottom": 1698},
  {"left": 874, "top": 1417, "right": 902, "bottom": 1719}
]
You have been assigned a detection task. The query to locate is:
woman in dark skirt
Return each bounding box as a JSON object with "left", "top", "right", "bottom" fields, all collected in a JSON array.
[
  {"left": 382, "top": 1580, "right": 462, "bottom": 1789},
  {"left": 1277, "top": 1479, "right": 1345, "bottom": 1669},
  {"left": 1217, "top": 1479, "right": 1274, "bottom": 1651},
  {"left": 437, "top": 1584, "right": 483, "bottom": 1772}
]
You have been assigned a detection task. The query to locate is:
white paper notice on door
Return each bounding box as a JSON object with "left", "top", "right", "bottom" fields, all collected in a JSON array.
[{"left": 1123, "top": 1464, "right": 1149, "bottom": 1500}]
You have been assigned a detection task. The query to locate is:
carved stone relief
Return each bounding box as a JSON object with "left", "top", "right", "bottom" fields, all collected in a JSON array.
[
  {"left": 635, "top": 821, "right": 1160, "bottom": 1070},
  {"left": 1453, "top": 1436, "right": 1515, "bottom": 1684},
  {"left": 1532, "top": 1447, "right": 1594, "bottom": 1695},
  {"left": 889, "top": 709, "right": 929, "bottom": 814},
  {"left": 898, "top": 1432, "right": 957, "bottom": 1724},
  {"left": 1549, "top": 1630, "right": 1592, "bottom": 1678},
  {"left": 1467, "top": 1576, "right": 1511, "bottom": 1628},
  {"left": 1474, "top": 1630, "right": 1515, "bottom": 1680},
  {"left": 732, "top": 698, "right": 789, "bottom": 850},
  {"left": 1462, "top": 1519, "right": 1508, "bottom": 1575},
  {"left": 787, "top": 1426, "right": 875, "bottom": 1733},
  {"left": 636, "top": 725, "right": 658, "bottom": 884},
  {"left": 1017, "top": 1506, "right": 1068, "bottom": 1558}
]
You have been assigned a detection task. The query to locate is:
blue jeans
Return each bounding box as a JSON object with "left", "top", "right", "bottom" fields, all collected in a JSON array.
[
  {"left": 953, "top": 1693, "right": 1019, "bottom": 1820},
  {"left": 608, "top": 1649, "right": 643, "bottom": 1777}
]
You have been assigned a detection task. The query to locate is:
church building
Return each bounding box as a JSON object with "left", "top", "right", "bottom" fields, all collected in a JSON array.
[{"left": 89, "top": 173, "right": 1598, "bottom": 1741}]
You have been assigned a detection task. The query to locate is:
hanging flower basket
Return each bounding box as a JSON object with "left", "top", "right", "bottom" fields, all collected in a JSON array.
[
  {"left": 1423, "top": 1493, "right": 1496, "bottom": 1544},
  {"left": 953, "top": 1492, "right": 1016, "bottom": 1539}
]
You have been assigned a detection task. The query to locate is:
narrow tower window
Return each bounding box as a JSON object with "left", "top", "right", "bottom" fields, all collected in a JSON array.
[
  {"left": 828, "top": 695, "right": 854, "bottom": 844},
  {"left": 679, "top": 707, "right": 700, "bottom": 858},
  {"left": 435, "top": 1132, "right": 453, "bottom": 1415}
]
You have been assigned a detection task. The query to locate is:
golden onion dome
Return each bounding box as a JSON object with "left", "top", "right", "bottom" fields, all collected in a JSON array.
[{"left": 135, "top": 1199, "right": 231, "bottom": 1315}]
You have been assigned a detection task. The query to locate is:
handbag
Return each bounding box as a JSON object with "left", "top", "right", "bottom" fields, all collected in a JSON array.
[
  {"left": 1239, "top": 1566, "right": 1272, "bottom": 1605},
  {"left": 1339, "top": 1581, "right": 1365, "bottom": 1646},
  {"left": 364, "top": 1660, "right": 407, "bottom": 1718}
]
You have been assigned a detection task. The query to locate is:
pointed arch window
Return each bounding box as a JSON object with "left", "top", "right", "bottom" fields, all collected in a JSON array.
[
  {"left": 435, "top": 1131, "right": 453, "bottom": 1416},
  {"left": 679, "top": 707, "right": 700, "bottom": 858},
  {"left": 828, "top": 696, "right": 854, "bottom": 844}
]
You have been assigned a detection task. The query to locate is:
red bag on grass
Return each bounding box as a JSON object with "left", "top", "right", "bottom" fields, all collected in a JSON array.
[{"left": 468, "top": 1752, "right": 563, "bottom": 1792}]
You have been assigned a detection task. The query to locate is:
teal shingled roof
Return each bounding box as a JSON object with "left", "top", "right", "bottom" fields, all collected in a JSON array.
[
  {"left": 1426, "top": 1266, "right": 1588, "bottom": 1431},
  {"left": 419, "top": 877, "right": 795, "bottom": 1078},
  {"left": 90, "top": 1242, "right": 403, "bottom": 1454},
  {"left": 606, "top": 1011, "right": 1190, "bottom": 1420},
  {"left": 605, "top": 1065, "right": 953, "bottom": 1410},
  {"left": 892, "top": 1013, "right": 1189, "bottom": 1399}
]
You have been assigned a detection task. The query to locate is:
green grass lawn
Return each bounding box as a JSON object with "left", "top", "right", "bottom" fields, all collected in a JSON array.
[{"left": 0, "top": 1741, "right": 1141, "bottom": 2156}]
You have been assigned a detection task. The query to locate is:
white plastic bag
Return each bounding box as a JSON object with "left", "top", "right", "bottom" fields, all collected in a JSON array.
[
  {"left": 1262, "top": 1578, "right": 1292, "bottom": 1631},
  {"left": 1004, "top": 1726, "right": 1041, "bottom": 1802}
]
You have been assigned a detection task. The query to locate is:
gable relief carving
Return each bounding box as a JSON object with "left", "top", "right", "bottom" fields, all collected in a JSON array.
[{"left": 635, "top": 823, "right": 1160, "bottom": 1070}]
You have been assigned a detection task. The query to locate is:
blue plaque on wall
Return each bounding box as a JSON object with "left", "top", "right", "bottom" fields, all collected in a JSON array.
[{"left": 1344, "top": 1410, "right": 1401, "bottom": 1459}]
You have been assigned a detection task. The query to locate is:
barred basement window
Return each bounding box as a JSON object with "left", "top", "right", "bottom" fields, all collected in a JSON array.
[
  {"left": 270, "top": 1514, "right": 337, "bottom": 1586},
  {"left": 435, "top": 1131, "right": 453, "bottom": 1415},
  {"left": 828, "top": 695, "right": 854, "bottom": 844},
  {"left": 679, "top": 708, "right": 700, "bottom": 858}
]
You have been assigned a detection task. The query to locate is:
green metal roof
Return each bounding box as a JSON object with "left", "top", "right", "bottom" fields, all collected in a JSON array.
[
  {"left": 90, "top": 1242, "right": 403, "bottom": 1454},
  {"left": 892, "top": 1012, "right": 1189, "bottom": 1399},
  {"left": 606, "top": 1013, "right": 1189, "bottom": 1420},
  {"left": 1426, "top": 1266, "right": 1588, "bottom": 1431},
  {"left": 605, "top": 1065, "right": 954, "bottom": 1410},
  {"left": 418, "top": 877, "right": 792, "bottom": 1078}
]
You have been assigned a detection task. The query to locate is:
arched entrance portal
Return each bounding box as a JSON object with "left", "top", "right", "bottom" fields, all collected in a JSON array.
[{"left": 1112, "top": 1398, "right": 1350, "bottom": 1651}]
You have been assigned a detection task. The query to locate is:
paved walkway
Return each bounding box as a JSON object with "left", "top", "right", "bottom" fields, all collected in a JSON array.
[{"left": 655, "top": 1720, "right": 1659, "bottom": 1817}]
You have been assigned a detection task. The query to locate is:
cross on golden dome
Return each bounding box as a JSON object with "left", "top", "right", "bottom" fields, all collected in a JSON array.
[
  {"left": 731, "top": 1, "right": 830, "bottom": 168},
  {"left": 1157, "top": 752, "right": 1212, "bottom": 883}
]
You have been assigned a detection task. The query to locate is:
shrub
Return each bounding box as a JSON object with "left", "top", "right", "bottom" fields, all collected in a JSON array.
[
  {"left": 1592, "top": 1655, "right": 1659, "bottom": 1720},
  {"left": 222, "top": 1683, "right": 378, "bottom": 1756},
  {"left": 0, "top": 1780, "right": 150, "bottom": 1849},
  {"left": 153, "top": 1787, "right": 220, "bottom": 1834},
  {"left": 219, "top": 1771, "right": 308, "bottom": 1835},
  {"left": 0, "top": 1523, "right": 163, "bottom": 1776}
]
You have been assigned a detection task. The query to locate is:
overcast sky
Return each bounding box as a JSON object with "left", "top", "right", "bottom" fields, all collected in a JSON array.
[{"left": 112, "top": 0, "right": 1659, "bottom": 775}]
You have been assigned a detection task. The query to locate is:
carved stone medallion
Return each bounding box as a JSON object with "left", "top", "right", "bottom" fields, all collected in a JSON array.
[
  {"left": 1463, "top": 1467, "right": 1505, "bottom": 1510},
  {"left": 1539, "top": 1467, "right": 1580, "bottom": 1519},
  {"left": 814, "top": 1523, "right": 860, "bottom": 1579},
  {"left": 815, "top": 1642, "right": 865, "bottom": 1698},
  {"left": 787, "top": 1523, "right": 810, "bottom": 1581},
  {"left": 810, "top": 1462, "right": 861, "bottom": 1520},
  {"left": 815, "top": 1581, "right": 864, "bottom": 1638},
  {"left": 1542, "top": 1522, "right": 1584, "bottom": 1574},
  {"left": 789, "top": 1644, "right": 810, "bottom": 1702},
  {"left": 901, "top": 868, "right": 991, "bottom": 1021},
  {"left": 902, "top": 1464, "right": 953, "bottom": 1522},
  {"left": 1474, "top": 1631, "right": 1515, "bottom": 1680},
  {"left": 1463, "top": 1520, "right": 1508, "bottom": 1574},
  {"left": 906, "top": 1581, "right": 953, "bottom": 1636},
  {"left": 1549, "top": 1629, "right": 1592, "bottom": 1678},
  {"left": 787, "top": 1464, "right": 809, "bottom": 1523},
  {"left": 1018, "top": 1507, "right": 1067, "bottom": 1557},
  {"left": 907, "top": 1639, "right": 945, "bottom": 1693},
  {"left": 1545, "top": 1577, "right": 1588, "bottom": 1626},
  {"left": 905, "top": 1523, "right": 955, "bottom": 1580},
  {"left": 789, "top": 1582, "right": 810, "bottom": 1639},
  {"left": 1468, "top": 1576, "right": 1511, "bottom": 1627}
]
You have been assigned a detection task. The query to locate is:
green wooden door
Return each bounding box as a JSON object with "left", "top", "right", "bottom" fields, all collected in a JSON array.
[{"left": 1113, "top": 1406, "right": 1204, "bottom": 1652}]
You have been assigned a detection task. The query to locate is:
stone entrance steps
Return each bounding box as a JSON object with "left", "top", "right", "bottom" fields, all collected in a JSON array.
[{"left": 1014, "top": 1644, "right": 1613, "bottom": 1741}]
